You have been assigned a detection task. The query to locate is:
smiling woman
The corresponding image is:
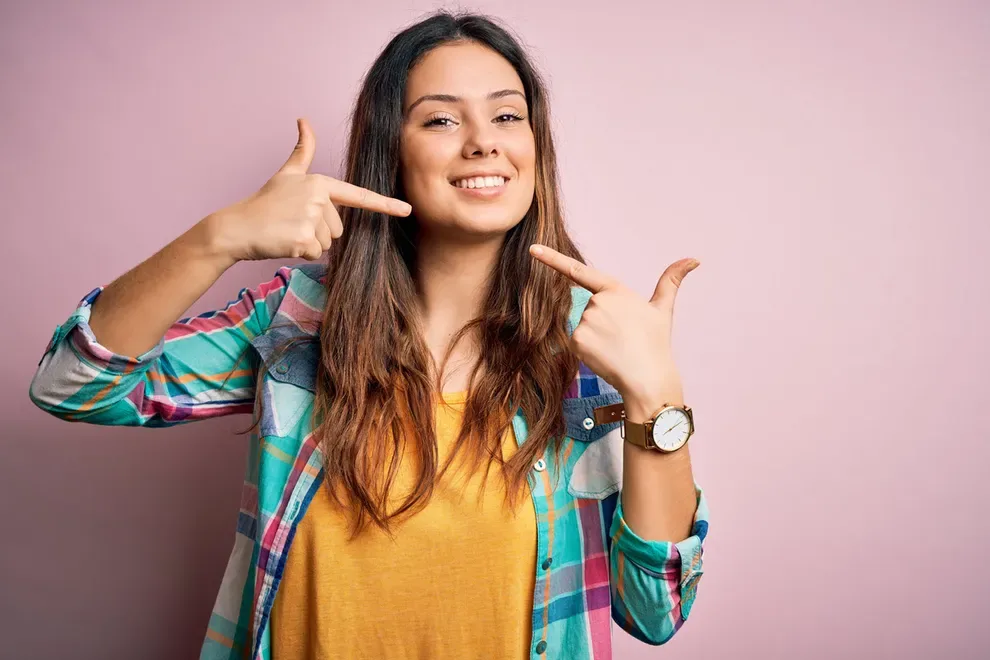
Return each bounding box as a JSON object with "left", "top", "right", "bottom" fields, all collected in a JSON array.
[
  {"left": 401, "top": 49, "right": 535, "bottom": 234},
  {"left": 28, "top": 9, "right": 708, "bottom": 660}
]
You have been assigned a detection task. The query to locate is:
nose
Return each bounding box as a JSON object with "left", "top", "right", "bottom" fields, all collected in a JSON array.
[{"left": 461, "top": 121, "right": 500, "bottom": 159}]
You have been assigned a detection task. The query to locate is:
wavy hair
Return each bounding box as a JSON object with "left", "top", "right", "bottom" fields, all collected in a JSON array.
[{"left": 276, "top": 11, "right": 586, "bottom": 535}]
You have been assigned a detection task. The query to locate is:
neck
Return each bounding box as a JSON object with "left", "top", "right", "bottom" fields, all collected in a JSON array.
[
  {"left": 416, "top": 231, "right": 502, "bottom": 329},
  {"left": 414, "top": 229, "right": 504, "bottom": 388}
]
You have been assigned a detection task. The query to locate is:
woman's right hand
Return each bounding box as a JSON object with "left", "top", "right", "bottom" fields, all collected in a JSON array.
[{"left": 208, "top": 118, "right": 412, "bottom": 263}]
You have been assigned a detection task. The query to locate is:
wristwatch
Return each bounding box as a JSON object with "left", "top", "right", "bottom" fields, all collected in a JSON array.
[{"left": 592, "top": 402, "right": 695, "bottom": 453}]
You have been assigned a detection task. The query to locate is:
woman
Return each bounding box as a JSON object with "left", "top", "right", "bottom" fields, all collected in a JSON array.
[{"left": 29, "top": 11, "right": 708, "bottom": 660}]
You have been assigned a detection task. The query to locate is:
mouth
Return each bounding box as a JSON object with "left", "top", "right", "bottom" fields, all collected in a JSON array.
[
  {"left": 449, "top": 174, "right": 510, "bottom": 198},
  {"left": 450, "top": 174, "right": 509, "bottom": 189}
]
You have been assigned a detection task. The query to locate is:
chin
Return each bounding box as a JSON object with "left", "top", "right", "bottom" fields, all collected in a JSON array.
[
  {"left": 449, "top": 208, "right": 525, "bottom": 236},
  {"left": 415, "top": 201, "right": 526, "bottom": 237}
]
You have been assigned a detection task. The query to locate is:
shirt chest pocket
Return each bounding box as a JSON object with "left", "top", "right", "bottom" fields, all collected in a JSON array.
[
  {"left": 564, "top": 392, "right": 625, "bottom": 500},
  {"left": 250, "top": 330, "right": 319, "bottom": 438}
]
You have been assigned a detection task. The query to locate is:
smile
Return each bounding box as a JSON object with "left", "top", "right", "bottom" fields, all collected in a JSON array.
[
  {"left": 450, "top": 175, "right": 509, "bottom": 199},
  {"left": 452, "top": 175, "right": 506, "bottom": 189}
]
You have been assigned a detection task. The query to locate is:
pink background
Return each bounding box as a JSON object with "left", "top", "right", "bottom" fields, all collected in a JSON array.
[{"left": 3, "top": 0, "right": 988, "bottom": 657}]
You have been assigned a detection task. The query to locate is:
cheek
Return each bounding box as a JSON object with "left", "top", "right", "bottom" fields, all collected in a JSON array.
[
  {"left": 513, "top": 143, "right": 537, "bottom": 196},
  {"left": 517, "top": 128, "right": 537, "bottom": 160},
  {"left": 402, "top": 138, "right": 452, "bottom": 196},
  {"left": 510, "top": 134, "right": 537, "bottom": 181}
]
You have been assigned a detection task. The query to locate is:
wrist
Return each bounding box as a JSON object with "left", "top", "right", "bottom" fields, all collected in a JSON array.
[
  {"left": 194, "top": 209, "right": 242, "bottom": 271},
  {"left": 621, "top": 389, "right": 684, "bottom": 423}
]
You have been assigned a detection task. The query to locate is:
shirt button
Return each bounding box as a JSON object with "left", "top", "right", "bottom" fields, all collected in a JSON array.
[
  {"left": 535, "top": 640, "right": 547, "bottom": 654},
  {"left": 582, "top": 417, "right": 595, "bottom": 430},
  {"left": 275, "top": 363, "right": 289, "bottom": 375},
  {"left": 541, "top": 557, "right": 552, "bottom": 570},
  {"left": 533, "top": 458, "right": 547, "bottom": 472}
]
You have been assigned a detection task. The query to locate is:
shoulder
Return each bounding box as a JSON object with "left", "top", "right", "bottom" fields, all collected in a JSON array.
[
  {"left": 264, "top": 263, "right": 328, "bottom": 329},
  {"left": 289, "top": 262, "right": 328, "bottom": 285},
  {"left": 250, "top": 264, "right": 326, "bottom": 366},
  {"left": 272, "top": 269, "right": 587, "bottom": 332},
  {"left": 282, "top": 262, "right": 328, "bottom": 297}
]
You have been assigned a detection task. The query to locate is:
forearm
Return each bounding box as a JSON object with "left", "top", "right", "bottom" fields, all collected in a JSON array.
[
  {"left": 620, "top": 395, "right": 697, "bottom": 543},
  {"left": 88, "top": 213, "right": 236, "bottom": 357}
]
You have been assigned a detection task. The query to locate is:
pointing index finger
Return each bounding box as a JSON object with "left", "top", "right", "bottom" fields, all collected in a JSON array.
[
  {"left": 321, "top": 177, "right": 412, "bottom": 217},
  {"left": 529, "top": 244, "right": 614, "bottom": 293}
]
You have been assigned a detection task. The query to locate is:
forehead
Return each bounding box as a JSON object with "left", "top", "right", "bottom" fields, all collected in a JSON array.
[{"left": 405, "top": 41, "right": 525, "bottom": 104}]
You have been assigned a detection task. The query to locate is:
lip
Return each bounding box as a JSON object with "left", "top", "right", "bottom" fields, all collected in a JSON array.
[
  {"left": 449, "top": 172, "right": 512, "bottom": 200},
  {"left": 449, "top": 171, "right": 514, "bottom": 184},
  {"left": 451, "top": 178, "right": 509, "bottom": 199}
]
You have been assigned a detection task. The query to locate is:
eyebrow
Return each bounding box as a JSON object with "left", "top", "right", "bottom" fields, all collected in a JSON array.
[{"left": 405, "top": 89, "right": 526, "bottom": 115}]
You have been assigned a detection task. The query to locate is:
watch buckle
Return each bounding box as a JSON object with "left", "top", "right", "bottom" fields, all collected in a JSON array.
[{"left": 592, "top": 402, "right": 628, "bottom": 439}]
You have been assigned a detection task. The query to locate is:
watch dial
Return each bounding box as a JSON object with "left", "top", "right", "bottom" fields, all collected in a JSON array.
[{"left": 651, "top": 408, "right": 692, "bottom": 451}]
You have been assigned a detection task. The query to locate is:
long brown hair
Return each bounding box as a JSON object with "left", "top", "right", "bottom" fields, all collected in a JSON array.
[{"left": 291, "top": 11, "right": 585, "bottom": 534}]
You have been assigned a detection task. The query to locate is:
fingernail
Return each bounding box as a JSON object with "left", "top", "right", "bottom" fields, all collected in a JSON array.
[
  {"left": 530, "top": 245, "right": 544, "bottom": 256},
  {"left": 397, "top": 202, "right": 412, "bottom": 215}
]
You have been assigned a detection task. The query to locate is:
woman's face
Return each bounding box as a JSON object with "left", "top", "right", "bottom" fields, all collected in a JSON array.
[{"left": 400, "top": 41, "right": 537, "bottom": 237}]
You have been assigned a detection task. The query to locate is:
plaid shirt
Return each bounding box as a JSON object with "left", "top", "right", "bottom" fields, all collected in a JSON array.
[{"left": 30, "top": 264, "right": 709, "bottom": 660}]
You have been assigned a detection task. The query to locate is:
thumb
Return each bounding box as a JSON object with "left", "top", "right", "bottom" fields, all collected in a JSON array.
[
  {"left": 278, "top": 118, "right": 315, "bottom": 174},
  {"left": 649, "top": 258, "right": 699, "bottom": 311}
]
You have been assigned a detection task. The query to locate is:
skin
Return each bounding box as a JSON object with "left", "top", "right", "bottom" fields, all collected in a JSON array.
[
  {"left": 85, "top": 39, "right": 697, "bottom": 544},
  {"left": 399, "top": 41, "right": 536, "bottom": 392},
  {"left": 404, "top": 41, "right": 697, "bottom": 543},
  {"left": 86, "top": 122, "right": 410, "bottom": 359},
  {"left": 529, "top": 246, "right": 700, "bottom": 543}
]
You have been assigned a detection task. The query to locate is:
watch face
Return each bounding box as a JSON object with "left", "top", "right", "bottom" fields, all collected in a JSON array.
[{"left": 651, "top": 408, "right": 692, "bottom": 451}]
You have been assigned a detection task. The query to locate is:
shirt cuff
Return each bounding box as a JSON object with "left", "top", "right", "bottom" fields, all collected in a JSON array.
[
  {"left": 610, "top": 485, "right": 709, "bottom": 619},
  {"left": 45, "top": 287, "right": 165, "bottom": 372}
]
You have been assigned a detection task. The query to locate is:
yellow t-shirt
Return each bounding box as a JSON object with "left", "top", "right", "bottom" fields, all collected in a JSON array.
[{"left": 270, "top": 392, "right": 537, "bottom": 659}]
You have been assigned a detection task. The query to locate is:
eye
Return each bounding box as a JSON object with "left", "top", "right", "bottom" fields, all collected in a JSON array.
[
  {"left": 495, "top": 112, "right": 525, "bottom": 123},
  {"left": 423, "top": 113, "right": 456, "bottom": 128}
]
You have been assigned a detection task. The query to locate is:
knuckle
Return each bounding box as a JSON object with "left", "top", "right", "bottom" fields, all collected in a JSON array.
[
  {"left": 307, "top": 188, "right": 326, "bottom": 206},
  {"left": 571, "top": 325, "right": 587, "bottom": 345}
]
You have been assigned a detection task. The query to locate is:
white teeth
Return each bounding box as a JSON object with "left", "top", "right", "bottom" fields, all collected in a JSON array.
[{"left": 454, "top": 176, "right": 505, "bottom": 189}]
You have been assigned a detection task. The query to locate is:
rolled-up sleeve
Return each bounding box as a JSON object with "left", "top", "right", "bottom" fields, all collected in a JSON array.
[
  {"left": 609, "top": 485, "right": 709, "bottom": 645},
  {"left": 29, "top": 269, "right": 290, "bottom": 427}
]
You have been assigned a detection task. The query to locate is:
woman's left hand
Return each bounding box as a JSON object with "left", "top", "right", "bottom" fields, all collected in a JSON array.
[{"left": 529, "top": 244, "right": 699, "bottom": 421}]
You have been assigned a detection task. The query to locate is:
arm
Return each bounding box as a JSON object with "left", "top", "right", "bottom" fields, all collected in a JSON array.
[
  {"left": 29, "top": 117, "right": 411, "bottom": 427},
  {"left": 605, "top": 399, "right": 706, "bottom": 643},
  {"left": 529, "top": 245, "right": 709, "bottom": 643},
  {"left": 29, "top": 250, "right": 290, "bottom": 427},
  {"left": 86, "top": 215, "right": 237, "bottom": 359},
  {"left": 608, "top": 483, "right": 709, "bottom": 644}
]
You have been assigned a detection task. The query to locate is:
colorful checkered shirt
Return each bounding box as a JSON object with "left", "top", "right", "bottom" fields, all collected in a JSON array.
[{"left": 30, "top": 264, "right": 709, "bottom": 659}]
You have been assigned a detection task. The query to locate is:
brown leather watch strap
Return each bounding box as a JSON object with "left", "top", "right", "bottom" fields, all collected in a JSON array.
[
  {"left": 593, "top": 402, "right": 625, "bottom": 426},
  {"left": 592, "top": 402, "right": 652, "bottom": 449}
]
